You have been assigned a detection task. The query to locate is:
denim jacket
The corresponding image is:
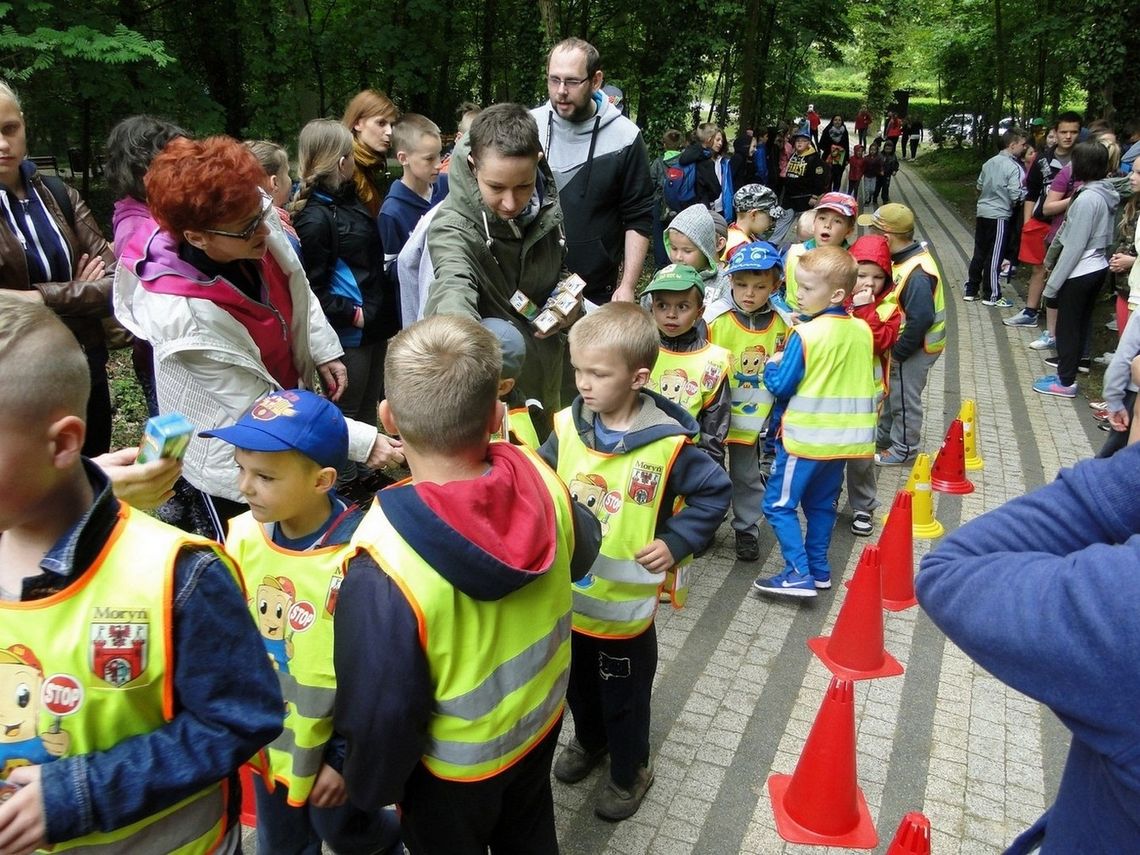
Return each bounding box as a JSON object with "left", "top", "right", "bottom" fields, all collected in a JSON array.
[{"left": 12, "top": 461, "right": 284, "bottom": 844}]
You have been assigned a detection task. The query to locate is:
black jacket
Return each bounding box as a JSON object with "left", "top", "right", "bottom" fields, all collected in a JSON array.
[{"left": 679, "top": 142, "right": 721, "bottom": 208}]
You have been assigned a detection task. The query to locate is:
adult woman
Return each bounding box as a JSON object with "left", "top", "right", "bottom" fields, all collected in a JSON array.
[
  {"left": 342, "top": 89, "right": 398, "bottom": 218},
  {"left": 291, "top": 120, "right": 387, "bottom": 485},
  {"left": 824, "top": 114, "right": 850, "bottom": 160},
  {"left": 680, "top": 123, "right": 733, "bottom": 216},
  {"left": 0, "top": 81, "right": 116, "bottom": 455},
  {"left": 113, "top": 136, "right": 402, "bottom": 535}
]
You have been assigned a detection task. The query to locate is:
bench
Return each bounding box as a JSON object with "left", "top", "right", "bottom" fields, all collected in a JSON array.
[{"left": 28, "top": 154, "right": 60, "bottom": 174}]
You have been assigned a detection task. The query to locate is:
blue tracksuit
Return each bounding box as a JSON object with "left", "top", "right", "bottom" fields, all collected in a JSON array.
[{"left": 761, "top": 306, "right": 849, "bottom": 582}]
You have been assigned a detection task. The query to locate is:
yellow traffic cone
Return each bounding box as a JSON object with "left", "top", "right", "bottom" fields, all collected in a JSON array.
[
  {"left": 959, "top": 399, "right": 984, "bottom": 471},
  {"left": 910, "top": 453, "right": 945, "bottom": 539},
  {"left": 882, "top": 456, "right": 920, "bottom": 525}
]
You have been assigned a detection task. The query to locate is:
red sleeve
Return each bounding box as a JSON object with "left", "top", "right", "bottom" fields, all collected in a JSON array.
[{"left": 852, "top": 302, "right": 901, "bottom": 357}]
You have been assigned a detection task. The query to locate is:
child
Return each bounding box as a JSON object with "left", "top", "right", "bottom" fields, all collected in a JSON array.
[
  {"left": 784, "top": 191, "right": 858, "bottom": 311},
  {"left": 863, "top": 142, "right": 883, "bottom": 206},
  {"left": 666, "top": 203, "right": 730, "bottom": 305},
  {"left": 753, "top": 247, "right": 878, "bottom": 596},
  {"left": 644, "top": 263, "right": 732, "bottom": 467},
  {"left": 704, "top": 241, "right": 790, "bottom": 561},
  {"left": 724, "top": 183, "right": 788, "bottom": 261},
  {"left": 0, "top": 295, "right": 283, "bottom": 852},
  {"left": 844, "top": 235, "right": 902, "bottom": 536},
  {"left": 333, "top": 315, "right": 600, "bottom": 854},
  {"left": 483, "top": 317, "right": 542, "bottom": 447},
  {"left": 780, "top": 122, "right": 828, "bottom": 214},
  {"left": 847, "top": 144, "right": 866, "bottom": 198},
  {"left": 651, "top": 128, "right": 685, "bottom": 267},
  {"left": 379, "top": 113, "right": 449, "bottom": 292},
  {"left": 828, "top": 144, "right": 847, "bottom": 192},
  {"left": 878, "top": 141, "right": 900, "bottom": 204},
  {"left": 540, "top": 302, "right": 730, "bottom": 821},
  {"left": 201, "top": 390, "right": 402, "bottom": 854}
]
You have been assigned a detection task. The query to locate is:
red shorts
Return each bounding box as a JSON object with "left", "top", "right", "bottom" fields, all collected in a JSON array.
[{"left": 1019, "top": 218, "right": 1049, "bottom": 266}]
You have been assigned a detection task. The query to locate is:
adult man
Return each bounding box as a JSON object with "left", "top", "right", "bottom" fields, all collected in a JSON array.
[
  {"left": 531, "top": 39, "right": 653, "bottom": 304},
  {"left": 963, "top": 128, "right": 1028, "bottom": 307},
  {"left": 856, "top": 204, "right": 946, "bottom": 466},
  {"left": 1005, "top": 112, "right": 1082, "bottom": 334}
]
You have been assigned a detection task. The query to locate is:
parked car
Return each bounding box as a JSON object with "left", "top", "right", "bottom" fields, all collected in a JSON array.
[{"left": 932, "top": 113, "right": 980, "bottom": 144}]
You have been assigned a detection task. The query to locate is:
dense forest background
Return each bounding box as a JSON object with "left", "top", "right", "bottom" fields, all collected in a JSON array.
[{"left": 4, "top": 0, "right": 1139, "bottom": 182}]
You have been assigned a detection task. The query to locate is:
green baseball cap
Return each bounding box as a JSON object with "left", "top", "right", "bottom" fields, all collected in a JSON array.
[{"left": 644, "top": 263, "right": 705, "bottom": 296}]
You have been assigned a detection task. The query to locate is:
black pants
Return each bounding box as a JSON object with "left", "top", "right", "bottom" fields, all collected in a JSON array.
[
  {"left": 873, "top": 175, "right": 893, "bottom": 204},
  {"left": 966, "top": 217, "right": 1010, "bottom": 300},
  {"left": 566, "top": 625, "right": 657, "bottom": 789},
  {"left": 1098, "top": 390, "right": 1136, "bottom": 458},
  {"left": 82, "top": 345, "right": 111, "bottom": 457},
  {"left": 399, "top": 720, "right": 562, "bottom": 855},
  {"left": 908, "top": 138, "right": 919, "bottom": 159},
  {"left": 1050, "top": 268, "right": 1108, "bottom": 386}
]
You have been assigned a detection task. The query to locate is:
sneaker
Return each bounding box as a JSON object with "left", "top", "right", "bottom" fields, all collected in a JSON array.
[
  {"left": 982, "top": 297, "right": 1015, "bottom": 308},
  {"left": 595, "top": 764, "right": 654, "bottom": 822},
  {"left": 1003, "top": 308, "right": 1040, "bottom": 327},
  {"left": 875, "top": 450, "right": 913, "bottom": 466},
  {"left": 851, "top": 511, "right": 874, "bottom": 537},
  {"left": 1032, "top": 375, "right": 1078, "bottom": 398},
  {"left": 554, "top": 739, "right": 608, "bottom": 784},
  {"left": 812, "top": 571, "right": 832, "bottom": 590},
  {"left": 1043, "top": 356, "right": 1091, "bottom": 374},
  {"left": 1094, "top": 351, "right": 1116, "bottom": 366},
  {"left": 1106, "top": 317, "right": 1118, "bottom": 332},
  {"left": 735, "top": 530, "right": 760, "bottom": 562},
  {"left": 1027, "top": 331, "right": 1056, "bottom": 351},
  {"left": 1089, "top": 400, "right": 1108, "bottom": 410},
  {"left": 962, "top": 291, "right": 978, "bottom": 302},
  {"left": 752, "top": 567, "right": 817, "bottom": 598}
]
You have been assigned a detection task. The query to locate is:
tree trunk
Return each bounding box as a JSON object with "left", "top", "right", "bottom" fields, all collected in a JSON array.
[
  {"left": 737, "top": 0, "right": 762, "bottom": 130},
  {"left": 480, "top": 0, "right": 496, "bottom": 107},
  {"left": 752, "top": 0, "right": 778, "bottom": 125},
  {"left": 537, "top": 0, "right": 561, "bottom": 43},
  {"left": 991, "top": 0, "right": 1007, "bottom": 149}
]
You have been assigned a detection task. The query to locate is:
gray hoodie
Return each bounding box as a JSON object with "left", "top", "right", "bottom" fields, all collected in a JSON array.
[{"left": 1046, "top": 180, "right": 1121, "bottom": 297}]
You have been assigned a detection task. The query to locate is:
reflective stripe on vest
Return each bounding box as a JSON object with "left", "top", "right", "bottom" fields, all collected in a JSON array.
[
  {"left": 780, "top": 315, "right": 878, "bottom": 459},
  {"left": 553, "top": 408, "right": 686, "bottom": 637},
  {"left": 350, "top": 445, "right": 574, "bottom": 781},
  {"left": 0, "top": 506, "right": 230, "bottom": 853},
  {"left": 707, "top": 309, "right": 788, "bottom": 445},
  {"left": 649, "top": 343, "right": 733, "bottom": 433},
  {"left": 889, "top": 248, "right": 947, "bottom": 354},
  {"left": 227, "top": 512, "right": 352, "bottom": 806}
]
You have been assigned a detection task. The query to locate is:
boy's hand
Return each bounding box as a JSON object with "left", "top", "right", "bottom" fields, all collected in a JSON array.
[
  {"left": 308, "top": 764, "right": 348, "bottom": 808},
  {"left": 0, "top": 766, "right": 48, "bottom": 855},
  {"left": 635, "top": 539, "right": 674, "bottom": 574},
  {"left": 1108, "top": 407, "right": 1130, "bottom": 432},
  {"left": 851, "top": 285, "right": 874, "bottom": 307},
  {"left": 318, "top": 359, "right": 348, "bottom": 402},
  {"left": 366, "top": 434, "right": 405, "bottom": 470},
  {"left": 94, "top": 448, "right": 181, "bottom": 510}
]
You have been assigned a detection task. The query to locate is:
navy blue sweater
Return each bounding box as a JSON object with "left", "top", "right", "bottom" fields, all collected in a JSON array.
[{"left": 917, "top": 442, "right": 1140, "bottom": 853}]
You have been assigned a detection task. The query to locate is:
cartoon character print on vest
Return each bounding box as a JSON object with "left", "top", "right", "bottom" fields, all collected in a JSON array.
[
  {"left": 568, "top": 473, "right": 620, "bottom": 537},
  {"left": 735, "top": 345, "right": 771, "bottom": 413},
  {"left": 0, "top": 644, "right": 72, "bottom": 778},
  {"left": 255, "top": 576, "right": 298, "bottom": 675},
  {"left": 654, "top": 368, "right": 698, "bottom": 409}
]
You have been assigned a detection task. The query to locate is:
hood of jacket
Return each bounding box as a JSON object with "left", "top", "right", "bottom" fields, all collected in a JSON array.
[
  {"left": 375, "top": 443, "right": 567, "bottom": 601},
  {"left": 534, "top": 93, "right": 627, "bottom": 179},
  {"left": 569, "top": 389, "right": 699, "bottom": 453}
]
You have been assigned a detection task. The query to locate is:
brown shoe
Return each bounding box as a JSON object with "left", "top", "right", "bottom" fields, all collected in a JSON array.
[
  {"left": 553, "top": 739, "right": 607, "bottom": 784},
  {"left": 595, "top": 763, "right": 654, "bottom": 821}
]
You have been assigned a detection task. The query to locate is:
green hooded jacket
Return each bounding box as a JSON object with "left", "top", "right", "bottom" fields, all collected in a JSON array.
[{"left": 424, "top": 134, "right": 568, "bottom": 414}]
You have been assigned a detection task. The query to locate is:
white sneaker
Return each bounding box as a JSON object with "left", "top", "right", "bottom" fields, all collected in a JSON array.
[{"left": 1027, "top": 331, "right": 1056, "bottom": 350}]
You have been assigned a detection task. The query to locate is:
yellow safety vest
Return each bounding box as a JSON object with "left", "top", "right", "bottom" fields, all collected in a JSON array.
[
  {"left": 782, "top": 242, "right": 808, "bottom": 311},
  {"left": 780, "top": 314, "right": 878, "bottom": 460},
  {"left": 0, "top": 506, "right": 232, "bottom": 854},
  {"left": 649, "top": 343, "right": 732, "bottom": 428},
  {"left": 491, "top": 407, "right": 541, "bottom": 449},
  {"left": 553, "top": 408, "right": 688, "bottom": 636},
  {"left": 707, "top": 309, "right": 788, "bottom": 445},
  {"left": 886, "top": 248, "right": 947, "bottom": 354},
  {"left": 227, "top": 511, "right": 354, "bottom": 806},
  {"left": 349, "top": 446, "right": 574, "bottom": 782}
]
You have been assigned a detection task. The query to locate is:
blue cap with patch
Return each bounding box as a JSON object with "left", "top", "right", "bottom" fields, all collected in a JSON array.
[
  {"left": 200, "top": 389, "right": 348, "bottom": 470},
  {"left": 726, "top": 240, "right": 784, "bottom": 275}
]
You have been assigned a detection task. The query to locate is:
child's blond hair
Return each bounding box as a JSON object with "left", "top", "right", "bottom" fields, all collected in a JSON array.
[
  {"left": 0, "top": 294, "right": 89, "bottom": 420},
  {"left": 392, "top": 114, "right": 441, "bottom": 159},
  {"left": 291, "top": 119, "right": 353, "bottom": 212},
  {"left": 798, "top": 246, "right": 858, "bottom": 296},
  {"left": 568, "top": 302, "right": 659, "bottom": 372},
  {"left": 384, "top": 315, "right": 500, "bottom": 453}
]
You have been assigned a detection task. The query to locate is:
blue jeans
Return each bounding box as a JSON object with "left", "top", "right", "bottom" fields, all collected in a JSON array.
[
  {"left": 763, "top": 443, "right": 846, "bottom": 579},
  {"left": 253, "top": 775, "right": 402, "bottom": 855}
]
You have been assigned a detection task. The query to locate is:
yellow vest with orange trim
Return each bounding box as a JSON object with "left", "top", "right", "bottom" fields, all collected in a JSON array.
[
  {"left": 348, "top": 446, "right": 574, "bottom": 782},
  {"left": 707, "top": 309, "right": 788, "bottom": 444},
  {"left": 0, "top": 506, "right": 234, "bottom": 854},
  {"left": 648, "top": 343, "right": 732, "bottom": 429},
  {"left": 782, "top": 241, "right": 809, "bottom": 310},
  {"left": 491, "top": 407, "right": 541, "bottom": 449},
  {"left": 227, "top": 511, "right": 354, "bottom": 807},
  {"left": 885, "top": 248, "right": 947, "bottom": 354}
]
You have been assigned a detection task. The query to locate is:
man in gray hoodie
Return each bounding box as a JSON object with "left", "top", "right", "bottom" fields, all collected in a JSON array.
[
  {"left": 532, "top": 39, "right": 654, "bottom": 305},
  {"left": 964, "top": 129, "right": 1028, "bottom": 307}
]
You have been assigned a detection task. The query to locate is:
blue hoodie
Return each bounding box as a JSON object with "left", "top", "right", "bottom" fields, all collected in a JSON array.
[{"left": 917, "top": 442, "right": 1140, "bottom": 853}]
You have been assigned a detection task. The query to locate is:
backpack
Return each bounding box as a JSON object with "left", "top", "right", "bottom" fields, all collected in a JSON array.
[{"left": 663, "top": 154, "right": 698, "bottom": 211}]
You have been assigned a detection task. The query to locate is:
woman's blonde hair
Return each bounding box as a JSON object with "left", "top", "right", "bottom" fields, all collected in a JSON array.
[
  {"left": 290, "top": 120, "right": 353, "bottom": 212},
  {"left": 0, "top": 80, "right": 21, "bottom": 112}
]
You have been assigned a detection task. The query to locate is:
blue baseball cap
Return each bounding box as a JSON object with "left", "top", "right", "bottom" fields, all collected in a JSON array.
[
  {"left": 200, "top": 389, "right": 348, "bottom": 470},
  {"left": 726, "top": 240, "right": 784, "bottom": 275}
]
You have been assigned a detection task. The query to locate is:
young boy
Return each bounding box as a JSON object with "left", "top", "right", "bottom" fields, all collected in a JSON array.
[
  {"left": 724, "top": 184, "right": 788, "bottom": 261},
  {"left": 704, "top": 241, "right": 790, "bottom": 561},
  {"left": 863, "top": 141, "right": 883, "bottom": 206},
  {"left": 650, "top": 129, "right": 686, "bottom": 267},
  {"left": 540, "top": 302, "right": 730, "bottom": 821},
  {"left": 0, "top": 295, "right": 283, "bottom": 853},
  {"left": 780, "top": 122, "right": 828, "bottom": 214},
  {"left": 844, "top": 235, "right": 901, "bottom": 536},
  {"left": 200, "top": 390, "right": 402, "bottom": 854},
  {"left": 379, "top": 113, "right": 449, "bottom": 292},
  {"left": 665, "top": 203, "right": 729, "bottom": 305},
  {"left": 847, "top": 144, "right": 866, "bottom": 198},
  {"left": 783, "top": 191, "right": 858, "bottom": 311},
  {"left": 483, "top": 317, "right": 542, "bottom": 447},
  {"left": 644, "top": 263, "right": 732, "bottom": 467},
  {"left": 753, "top": 246, "right": 878, "bottom": 597},
  {"left": 332, "top": 315, "right": 600, "bottom": 855}
]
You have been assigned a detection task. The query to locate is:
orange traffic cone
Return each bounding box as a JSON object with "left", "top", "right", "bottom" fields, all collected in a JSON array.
[
  {"left": 768, "top": 678, "right": 878, "bottom": 849},
  {"left": 886, "top": 811, "right": 932, "bottom": 854},
  {"left": 960, "top": 399, "right": 984, "bottom": 471},
  {"left": 930, "top": 419, "right": 974, "bottom": 494},
  {"left": 910, "top": 453, "right": 944, "bottom": 539},
  {"left": 879, "top": 490, "right": 917, "bottom": 611},
  {"left": 809, "top": 545, "right": 904, "bottom": 680}
]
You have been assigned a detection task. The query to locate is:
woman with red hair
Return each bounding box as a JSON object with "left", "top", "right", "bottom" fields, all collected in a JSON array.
[
  {"left": 342, "top": 89, "right": 398, "bottom": 217},
  {"left": 113, "top": 136, "right": 403, "bottom": 537}
]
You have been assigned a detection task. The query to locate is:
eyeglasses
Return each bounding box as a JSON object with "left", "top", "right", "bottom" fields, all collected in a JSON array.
[
  {"left": 547, "top": 75, "right": 589, "bottom": 90},
  {"left": 204, "top": 197, "right": 272, "bottom": 241}
]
